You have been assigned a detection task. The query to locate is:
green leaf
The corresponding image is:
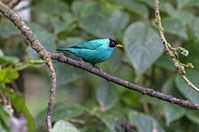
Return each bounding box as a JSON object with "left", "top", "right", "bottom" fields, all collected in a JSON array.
[
  {"left": 162, "top": 17, "right": 186, "bottom": 38},
  {"left": 50, "top": 16, "right": 70, "bottom": 34},
  {"left": 0, "top": 56, "right": 19, "bottom": 65},
  {"left": 0, "top": 104, "right": 10, "bottom": 131},
  {"left": 122, "top": 90, "right": 142, "bottom": 106},
  {"left": 0, "top": 49, "right": 19, "bottom": 65},
  {"left": 71, "top": 1, "right": 84, "bottom": 16},
  {"left": 0, "top": 50, "right": 3, "bottom": 57},
  {"left": 54, "top": 61, "right": 83, "bottom": 87},
  {"left": 177, "top": 0, "right": 199, "bottom": 9},
  {"left": 179, "top": 40, "right": 199, "bottom": 70},
  {"left": 140, "top": 96, "right": 161, "bottom": 106},
  {"left": 50, "top": 12, "right": 75, "bottom": 34},
  {"left": 136, "top": 0, "right": 154, "bottom": 8},
  {"left": 162, "top": 77, "right": 184, "bottom": 98},
  {"left": 78, "top": 13, "right": 114, "bottom": 38},
  {"left": 175, "top": 70, "right": 199, "bottom": 103},
  {"left": 0, "top": 68, "right": 19, "bottom": 83},
  {"left": 0, "top": 123, "right": 8, "bottom": 132},
  {"left": 177, "top": 0, "right": 192, "bottom": 9},
  {"left": 101, "top": 1, "right": 123, "bottom": 16},
  {"left": 109, "top": 0, "right": 148, "bottom": 18},
  {"left": 25, "top": 46, "right": 38, "bottom": 60},
  {"left": 36, "top": 102, "right": 85, "bottom": 126},
  {"left": 186, "top": 110, "right": 199, "bottom": 125},
  {"left": 160, "top": 3, "right": 176, "bottom": 15},
  {"left": 77, "top": 1, "right": 131, "bottom": 37},
  {"left": 0, "top": 86, "right": 35, "bottom": 132},
  {"left": 137, "top": 0, "right": 172, "bottom": 13},
  {"left": 161, "top": 78, "right": 186, "bottom": 126},
  {"left": 128, "top": 110, "right": 165, "bottom": 132},
  {"left": 52, "top": 120, "right": 79, "bottom": 132},
  {"left": 96, "top": 105, "right": 127, "bottom": 132},
  {"left": 28, "top": 22, "right": 56, "bottom": 52},
  {"left": 124, "top": 22, "right": 164, "bottom": 75},
  {"left": 107, "top": 49, "right": 123, "bottom": 72},
  {"left": 0, "top": 19, "right": 20, "bottom": 38},
  {"left": 96, "top": 80, "right": 118, "bottom": 111},
  {"left": 79, "top": 2, "right": 100, "bottom": 18},
  {"left": 58, "top": 37, "right": 85, "bottom": 50},
  {"left": 155, "top": 55, "right": 175, "bottom": 71},
  {"left": 191, "top": 18, "right": 199, "bottom": 39},
  {"left": 25, "top": 22, "right": 56, "bottom": 59},
  {"left": 172, "top": 11, "right": 194, "bottom": 26},
  {"left": 31, "top": 0, "right": 68, "bottom": 14},
  {"left": 110, "top": 11, "right": 129, "bottom": 33}
]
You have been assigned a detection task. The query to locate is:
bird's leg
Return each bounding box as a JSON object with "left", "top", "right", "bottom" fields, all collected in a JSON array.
[
  {"left": 80, "top": 58, "right": 85, "bottom": 67},
  {"left": 92, "top": 65, "right": 110, "bottom": 82},
  {"left": 92, "top": 64, "right": 102, "bottom": 71}
]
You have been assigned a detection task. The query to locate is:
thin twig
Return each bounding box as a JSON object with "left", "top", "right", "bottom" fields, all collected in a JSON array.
[
  {"left": 46, "top": 61, "right": 56, "bottom": 131},
  {"left": 154, "top": 0, "right": 199, "bottom": 93},
  {"left": 0, "top": 2, "right": 56, "bottom": 131},
  {"left": 51, "top": 53, "right": 199, "bottom": 110}
]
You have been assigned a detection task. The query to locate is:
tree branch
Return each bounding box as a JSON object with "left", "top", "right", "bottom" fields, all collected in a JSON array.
[
  {"left": 51, "top": 53, "right": 199, "bottom": 110},
  {"left": 154, "top": 0, "right": 199, "bottom": 93},
  {"left": 46, "top": 61, "right": 56, "bottom": 131},
  {"left": 0, "top": 2, "right": 56, "bottom": 132}
]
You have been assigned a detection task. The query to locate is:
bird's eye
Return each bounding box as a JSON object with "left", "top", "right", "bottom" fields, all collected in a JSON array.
[
  {"left": 109, "top": 39, "right": 118, "bottom": 47},
  {"left": 111, "top": 41, "right": 115, "bottom": 46}
]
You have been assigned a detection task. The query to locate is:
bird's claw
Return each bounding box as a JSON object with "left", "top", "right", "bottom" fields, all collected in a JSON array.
[{"left": 79, "top": 59, "right": 85, "bottom": 67}]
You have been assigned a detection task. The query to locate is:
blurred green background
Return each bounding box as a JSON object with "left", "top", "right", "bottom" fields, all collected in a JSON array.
[{"left": 1, "top": 0, "right": 199, "bottom": 131}]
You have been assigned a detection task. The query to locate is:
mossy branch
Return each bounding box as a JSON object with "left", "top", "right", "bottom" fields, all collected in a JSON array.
[{"left": 154, "top": 0, "right": 199, "bottom": 93}]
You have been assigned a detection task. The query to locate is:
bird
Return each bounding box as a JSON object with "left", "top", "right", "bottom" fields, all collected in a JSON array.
[{"left": 56, "top": 38, "right": 124, "bottom": 66}]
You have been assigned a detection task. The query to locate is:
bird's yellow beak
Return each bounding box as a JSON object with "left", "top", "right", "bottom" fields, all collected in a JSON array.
[{"left": 115, "top": 44, "right": 124, "bottom": 48}]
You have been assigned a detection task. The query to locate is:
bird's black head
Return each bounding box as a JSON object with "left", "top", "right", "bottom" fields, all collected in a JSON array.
[{"left": 109, "top": 38, "right": 124, "bottom": 48}]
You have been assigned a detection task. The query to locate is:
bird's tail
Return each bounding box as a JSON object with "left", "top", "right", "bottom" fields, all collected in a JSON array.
[{"left": 56, "top": 48, "right": 69, "bottom": 51}]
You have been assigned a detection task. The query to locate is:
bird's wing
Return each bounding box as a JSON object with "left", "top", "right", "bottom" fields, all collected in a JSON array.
[{"left": 71, "top": 40, "right": 102, "bottom": 50}]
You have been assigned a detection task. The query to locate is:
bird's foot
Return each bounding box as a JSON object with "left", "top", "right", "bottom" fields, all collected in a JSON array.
[
  {"left": 91, "top": 65, "right": 110, "bottom": 82},
  {"left": 80, "top": 59, "right": 85, "bottom": 67},
  {"left": 92, "top": 64, "right": 102, "bottom": 72}
]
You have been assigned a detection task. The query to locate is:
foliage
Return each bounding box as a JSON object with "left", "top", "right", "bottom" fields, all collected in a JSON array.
[
  {"left": 0, "top": 50, "right": 35, "bottom": 131},
  {"left": 1, "top": 0, "right": 199, "bottom": 131}
]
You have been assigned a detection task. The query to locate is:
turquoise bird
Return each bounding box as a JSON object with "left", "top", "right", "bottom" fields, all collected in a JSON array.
[{"left": 56, "top": 38, "right": 124, "bottom": 65}]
